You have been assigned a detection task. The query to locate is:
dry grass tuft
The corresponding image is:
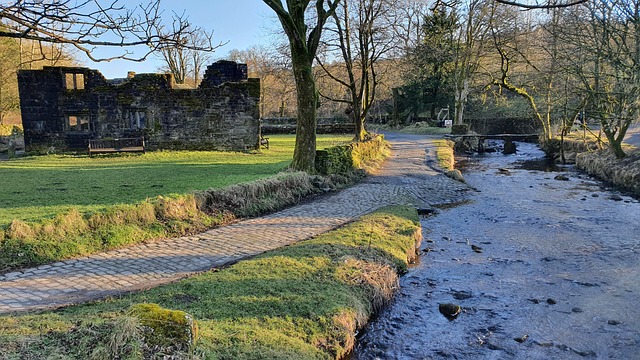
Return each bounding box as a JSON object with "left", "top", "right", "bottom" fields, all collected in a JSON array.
[
  {"left": 196, "top": 172, "right": 316, "bottom": 217},
  {"left": 337, "top": 258, "right": 400, "bottom": 316},
  {"left": 154, "top": 195, "right": 199, "bottom": 221},
  {"left": 576, "top": 148, "right": 640, "bottom": 195},
  {"left": 6, "top": 219, "right": 35, "bottom": 240}
]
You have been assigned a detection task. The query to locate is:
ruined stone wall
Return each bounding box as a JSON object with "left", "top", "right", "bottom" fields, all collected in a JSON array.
[{"left": 17, "top": 61, "right": 260, "bottom": 153}]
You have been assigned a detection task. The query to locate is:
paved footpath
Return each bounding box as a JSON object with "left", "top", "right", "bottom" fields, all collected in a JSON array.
[{"left": 0, "top": 134, "right": 471, "bottom": 314}]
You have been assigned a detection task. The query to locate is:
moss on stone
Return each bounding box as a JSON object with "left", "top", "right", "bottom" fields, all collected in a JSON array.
[
  {"left": 315, "top": 134, "right": 387, "bottom": 175},
  {"left": 128, "top": 303, "right": 198, "bottom": 351}
]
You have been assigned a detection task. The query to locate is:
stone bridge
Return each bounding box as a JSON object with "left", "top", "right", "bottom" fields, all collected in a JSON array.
[{"left": 446, "top": 133, "right": 540, "bottom": 154}]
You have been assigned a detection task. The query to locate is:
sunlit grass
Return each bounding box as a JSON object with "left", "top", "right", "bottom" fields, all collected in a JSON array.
[
  {"left": 0, "top": 134, "right": 350, "bottom": 225},
  {"left": 434, "top": 139, "right": 455, "bottom": 170},
  {"left": 0, "top": 206, "right": 421, "bottom": 359}
]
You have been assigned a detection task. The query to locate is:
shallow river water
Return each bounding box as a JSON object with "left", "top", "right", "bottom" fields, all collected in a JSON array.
[{"left": 354, "top": 142, "right": 640, "bottom": 359}]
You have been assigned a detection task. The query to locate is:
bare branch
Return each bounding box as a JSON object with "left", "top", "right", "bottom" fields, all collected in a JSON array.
[
  {"left": 494, "top": 0, "right": 588, "bottom": 10},
  {"left": 0, "top": 0, "right": 218, "bottom": 62}
]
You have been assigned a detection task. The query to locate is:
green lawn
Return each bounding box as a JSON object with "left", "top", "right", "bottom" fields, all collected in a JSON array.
[
  {"left": 0, "top": 135, "right": 350, "bottom": 225},
  {"left": 0, "top": 206, "right": 421, "bottom": 359}
]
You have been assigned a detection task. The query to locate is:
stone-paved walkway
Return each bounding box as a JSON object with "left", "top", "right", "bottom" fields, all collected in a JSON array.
[{"left": 0, "top": 134, "right": 471, "bottom": 314}]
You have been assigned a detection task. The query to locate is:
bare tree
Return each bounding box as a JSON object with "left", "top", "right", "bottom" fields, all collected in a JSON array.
[
  {"left": 386, "top": 0, "right": 430, "bottom": 55},
  {"left": 452, "top": 0, "right": 494, "bottom": 126},
  {"left": 262, "top": 0, "right": 340, "bottom": 171},
  {"left": 317, "top": 0, "right": 396, "bottom": 141},
  {"left": 0, "top": 1, "right": 215, "bottom": 62},
  {"left": 562, "top": 0, "right": 640, "bottom": 158},
  {"left": 156, "top": 25, "right": 221, "bottom": 85},
  {"left": 494, "top": 0, "right": 588, "bottom": 10},
  {"left": 229, "top": 45, "right": 296, "bottom": 117}
]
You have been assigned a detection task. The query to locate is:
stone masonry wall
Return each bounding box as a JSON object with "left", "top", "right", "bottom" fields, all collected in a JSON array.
[{"left": 17, "top": 61, "right": 260, "bottom": 153}]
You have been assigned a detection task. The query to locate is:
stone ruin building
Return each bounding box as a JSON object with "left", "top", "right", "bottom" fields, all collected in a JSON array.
[{"left": 17, "top": 60, "right": 261, "bottom": 153}]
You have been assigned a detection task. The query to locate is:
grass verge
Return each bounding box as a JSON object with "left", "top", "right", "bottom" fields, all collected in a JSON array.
[
  {"left": 0, "top": 206, "right": 422, "bottom": 360},
  {"left": 434, "top": 139, "right": 455, "bottom": 170},
  {"left": 0, "top": 135, "right": 387, "bottom": 274}
]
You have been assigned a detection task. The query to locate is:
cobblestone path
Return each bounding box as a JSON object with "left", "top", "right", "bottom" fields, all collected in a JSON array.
[{"left": 0, "top": 134, "right": 471, "bottom": 314}]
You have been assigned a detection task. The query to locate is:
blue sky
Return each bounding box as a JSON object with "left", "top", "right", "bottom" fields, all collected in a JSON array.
[{"left": 89, "top": 0, "right": 275, "bottom": 78}]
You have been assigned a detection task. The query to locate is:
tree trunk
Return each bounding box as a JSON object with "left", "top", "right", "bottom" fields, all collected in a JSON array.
[
  {"left": 290, "top": 50, "right": 317, "bottom": 172},
  {"left": 354, "top": 106, "right": 366, "bottom": 141},
  {"left": 454, "top": 80, "right": 469, "bottom": 125},
  {"left": 603, "top": 127, "right": 627, "bottom": 159},
  {"left": 609, "top": 138, "right": 626, "bottom": 159}
]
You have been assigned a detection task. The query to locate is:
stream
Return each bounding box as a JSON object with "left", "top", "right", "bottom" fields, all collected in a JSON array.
[{"left": 353, "top": 142, "right": 640, "bottom": 359}]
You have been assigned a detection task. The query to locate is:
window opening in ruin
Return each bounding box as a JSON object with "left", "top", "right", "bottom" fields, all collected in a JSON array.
[
  {"left": 128, "top": 109, "right": 147, "bottom": 129},
  {"left": 65, "top": 73, "right": 85, "bottom": 90},
  {"left": 67, "top": 115, "right": 90, "bottom": 132}
]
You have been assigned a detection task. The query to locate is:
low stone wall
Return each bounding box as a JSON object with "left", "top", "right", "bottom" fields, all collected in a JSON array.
[
  {"left": 315, "top": 135, "right": 386, "bottom": 175},
  {"left": 262, "top": 123, "right": 355, "bottom": 135}
]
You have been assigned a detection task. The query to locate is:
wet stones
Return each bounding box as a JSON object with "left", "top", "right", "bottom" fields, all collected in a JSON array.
[
  {"left": 416, "top": 207, "right": 437, "bottom": 216},
  {"left": 527, "top": 298, "right": 557, "bottom": 305},
  {"left": 514, "top": 334, "right": 529, "bottom": 343},
  {"left": 609, "top": 194, "right": 624, "bottom": 201},
  {"left": 451, "top": 290, "right": 473, "bottom": 300},
  {"left": 445, "top": 169, "right": 466, "bottom": 183},
  {"left": 439, "top": 303, "right": 461, "bottom": 320},
  {"left": 554, "top": 174, "right": 570, "bottom": 181},
  {"left": 503, "top": 140, "right": 517, "bottom": 155}
]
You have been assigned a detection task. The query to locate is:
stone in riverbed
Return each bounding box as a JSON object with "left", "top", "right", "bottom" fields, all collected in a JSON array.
[
  {"left": 503, "top": 140, "right": 517, "bottom": 155},
  {"left": 439, "top": 303, "right": 461, "bottom": 320},
  {"left": 446, "top": 169, "right": 466, "bottom": 183},
  {"left": 514, "top": 334, "right": 529, "bottom": 343}
]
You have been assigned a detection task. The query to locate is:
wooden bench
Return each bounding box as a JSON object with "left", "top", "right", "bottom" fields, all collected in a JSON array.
[
  {"left": 88, "top": 137, "right": 145, "bottom": 157},
  {"left": 260, "top": 135, "right": 270, "bottom": 149}
]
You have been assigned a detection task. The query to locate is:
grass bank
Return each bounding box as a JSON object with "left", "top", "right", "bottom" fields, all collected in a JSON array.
[
  {"left": 576, "top": 148, "right": 640, "bottom": 196},
  {"left": 434, "top": 139, "right": 455, "bottom": 170},
  {"left": 544, "top": 133, "right": 640, "bottom": 196},
  {"left": 0, "top": 206, "right": 421, "bottom": 359}
]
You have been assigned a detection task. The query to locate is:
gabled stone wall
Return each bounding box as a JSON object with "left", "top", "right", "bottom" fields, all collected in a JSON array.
[{"left": 17, "top": 61, "right": 260, "bottom": 153}]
